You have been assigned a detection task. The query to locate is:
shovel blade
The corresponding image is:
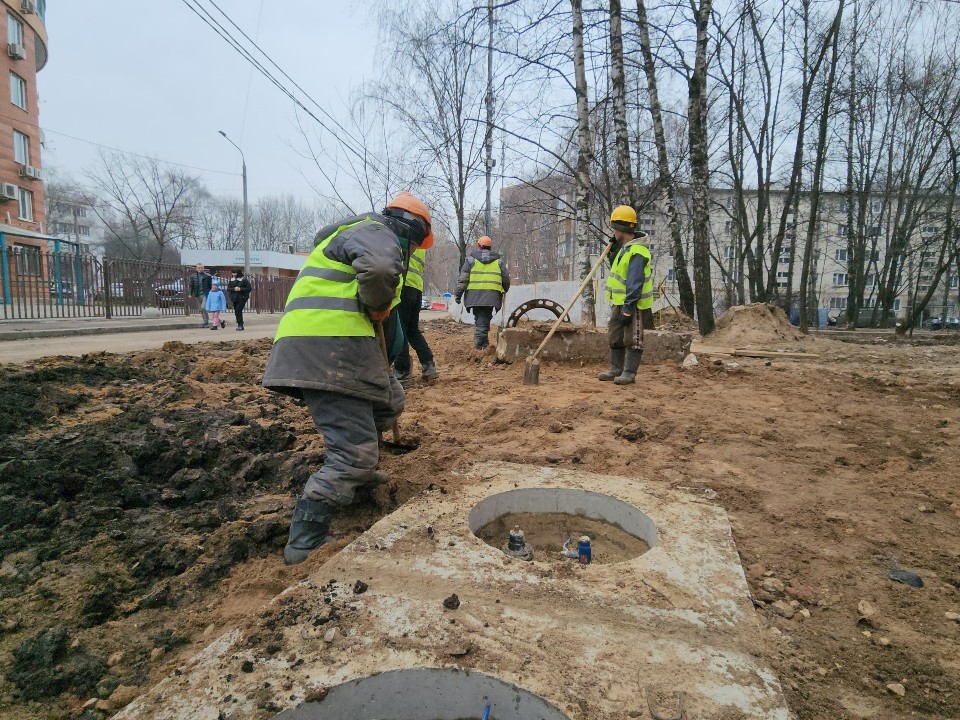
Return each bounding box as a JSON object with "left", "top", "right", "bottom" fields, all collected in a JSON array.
[{"left": 522, "top": 358, "right": 540, "bottom": 385}]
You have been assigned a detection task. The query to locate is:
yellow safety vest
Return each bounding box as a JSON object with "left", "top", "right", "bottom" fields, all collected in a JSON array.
[
  {"left": 467, "top": 258, "right": 505, "bottom": 293},
  {"left": 404, "top": 248, "right": 426, "bottom": 291},
  {"left": 606, "top": 243, "right": 653, "bottom": 309},
  {"left": 274, "top": 218, "right": 392, "bottom": 341}
]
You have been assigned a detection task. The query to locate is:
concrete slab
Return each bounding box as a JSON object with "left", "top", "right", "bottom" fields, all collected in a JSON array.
[
  {"left": 497, "top": 325, "right": 693, "bottom": 364},
  {"left": 117, "top": 463, "right": 790, "bottom": 720}
]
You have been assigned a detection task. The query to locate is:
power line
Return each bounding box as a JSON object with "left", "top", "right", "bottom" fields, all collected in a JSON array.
[
  {"left": 41, "top": 128, "right": 240, "bottom": 176},
  {"left": 179, "top": 0, "right": 391, "bottom": 183}
]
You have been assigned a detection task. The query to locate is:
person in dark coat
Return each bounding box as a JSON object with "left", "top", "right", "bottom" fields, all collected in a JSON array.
[
  {"left": 228, "top": 269, "right": 252, "bottom": 331},
  {"left": 454, "top": 235, "right": 511, "bottom": 350},
  {"left": 187, "top": 263, "right": 213, "bottom": 327}
]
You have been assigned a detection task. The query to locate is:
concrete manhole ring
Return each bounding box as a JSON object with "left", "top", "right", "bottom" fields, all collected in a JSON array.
[
  {"left": 272, "top": 667, "right": 572, "bottom": 719},
  {"left": 468, "top": 487, "right": 658, "bottom": 564},
  {"left": 506, "top": 298, "right": 570, "bottom": 327}
]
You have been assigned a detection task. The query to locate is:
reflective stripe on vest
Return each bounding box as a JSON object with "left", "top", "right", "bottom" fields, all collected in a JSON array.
[
  {"left": 467, "top": 258, "right": 504, "bottom": 293},
  {"left": 274, "top": 218, "right": 379, "bottom": 341},
  {"left": 404, "top": 248, "right": 426, "bottom": 291},
  {"left": 605, "top": 243, "right": 653, "bottom": 309}
]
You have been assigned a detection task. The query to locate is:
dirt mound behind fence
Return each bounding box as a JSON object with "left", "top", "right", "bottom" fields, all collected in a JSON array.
[{"left": 708, "top": 303, "right": 804, "bottom": 347}]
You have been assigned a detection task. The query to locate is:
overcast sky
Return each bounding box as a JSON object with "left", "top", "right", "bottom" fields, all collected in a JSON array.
[{"left": 40, "top": 0, "right": 377, "bottom": 202}]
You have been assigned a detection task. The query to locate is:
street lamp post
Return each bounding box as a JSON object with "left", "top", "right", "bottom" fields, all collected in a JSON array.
[{"left": 218, "top": 130, "right": 250, "bottom": 277}]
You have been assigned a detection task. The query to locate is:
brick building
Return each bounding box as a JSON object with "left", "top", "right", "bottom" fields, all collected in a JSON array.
[{"left": 0, "top": 0, "right": 46, "bottom": 245}]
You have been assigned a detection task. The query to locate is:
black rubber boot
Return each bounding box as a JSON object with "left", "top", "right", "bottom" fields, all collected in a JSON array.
[
  {"left": 598, "top": 347, "right": 625, "bottom": 381},
  {"left": 283, "top": 497, "right": 333, "bottom": 565},
  {"left": 394, "top": 371, "right": 412, "bottom": 389},
  {"left": 421, "top": 360, "right": 438, "bottom": 381},
  {"left": 614, "top": 349, "right": 642, "bottom": 385}
]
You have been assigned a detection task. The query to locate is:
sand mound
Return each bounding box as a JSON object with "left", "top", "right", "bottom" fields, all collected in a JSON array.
[
  {"left": 656, "top": 307, "right": 698, "bottom": 332},
  {"left": 708, "top": 303, "right": 804, "bottom": 347}
]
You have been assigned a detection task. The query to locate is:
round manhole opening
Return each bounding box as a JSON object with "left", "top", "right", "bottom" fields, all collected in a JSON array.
[
  {"left": 273, "top": 667, "right": 571, "bottom": 719},
  {"left": 468, "top": 488, "right": 658, "bottom": 564}
]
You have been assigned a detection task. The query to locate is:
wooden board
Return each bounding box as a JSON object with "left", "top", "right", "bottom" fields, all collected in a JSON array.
[{"left": 691, "top": 343, "right": 819, "bottom": 360}]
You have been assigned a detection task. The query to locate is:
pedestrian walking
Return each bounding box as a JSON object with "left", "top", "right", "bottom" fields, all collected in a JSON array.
[
  {"left": 598, "top": 205, "right": 654, "bottom": 385},
  {"left": 188, "top": 263, "right": 213, "bottom": 327},
  {"left": 205, "top": 282, "right": 227, "bottom": 330},
  {"left": 228, "top": 269, "right": 252, "bottom": 331},
  {"left": 262, "top": 191, "right": 434, "bottom": 565},
  {"left": 455, "top": 235, "right": 511, "bottom": 350},
  {"left": 393, "top": 247, "right": 438, "bottom": 387}
]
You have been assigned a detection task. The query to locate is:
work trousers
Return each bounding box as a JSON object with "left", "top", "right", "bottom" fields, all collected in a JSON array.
[
  {"left": 608, "top": 306, "right": 655, "bottom": 350},
  {"left": 300, "top": 381, "right": 405, "bottom": 507},
  {"left": 394, "top": 286, "right": 434, "bottom": 375},
  {"left": 472, "top": 306, "right": 495, "bottom": 349},
  {"left": 191, "top": 294, "right": 209, "bottom": 325},
  {"left": 233, "top": 299, "right": 247, "bottom": 327}
]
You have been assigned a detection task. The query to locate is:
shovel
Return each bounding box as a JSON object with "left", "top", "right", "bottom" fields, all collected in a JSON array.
[
  {"left": 374, "top": 319, "right": 419, "bottom": 454},
  {"left": 522, "top": 241, "right": 615, "bottom": 385}
]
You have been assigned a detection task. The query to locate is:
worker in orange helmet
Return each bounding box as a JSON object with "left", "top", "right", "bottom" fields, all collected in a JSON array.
[
  {"left": 262, "top": 191, "right": 433, "bottom": 564},
  {"left": 455, "top": 235, "right": 511, "bottom": 349}
]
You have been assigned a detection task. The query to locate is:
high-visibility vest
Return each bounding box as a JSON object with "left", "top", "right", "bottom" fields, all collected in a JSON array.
[
  {"left": 606, "top": 243, "right": 653, "bottom": 309},
  {"left": 404, "top": 248, "right": 426, "bottom": 291},
  {"left": 274, "top": 217, "right": 389, "bottom": 341},
  {"left": 467, "top": 258, "right": 505, "bottom": 293}
]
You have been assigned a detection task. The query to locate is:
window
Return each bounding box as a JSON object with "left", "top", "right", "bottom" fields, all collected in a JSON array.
[
  {"left": 7, "top": 13, "right": 22, "bottom": 46},
  {"left": 839, "top": 199, "right": 849, "bottom": 213},
  {"left": 724, "top": 220, "right": 734, "bottom": 233},
  {"left": 864, "top": 297, "right": 877, "bottom": 308},
  {"left": 13, "top": 243, "right": 40, "bottom": 276},
  {"left": 17, "top": 186, "right": 32, "bottom": 221},
  {"left": 950, "top": 276, "right": 959, "bottom": 289},
  {"left": 725, "top": 196, "right": 735, "bottom": 209},
  {"left": 13, "top": 129, "right": 28, "bottom": 165},
  {"left": 78, "top": 225, "right": 90, "bottom": 237},
  {"left": 665, "top": 268, "right": 675, "bottom": 283},
  {"left": 835, "top": 249, "right": 848, "bottom": 262},
  {"left": 867, "top": 225, "right": 881, "bottom": 237},
  {"left": 829, "top": 297, "right": 848, "bottom": 310},
  {"left": 838, "top": 224, "right": 848, "bottom": 237},
  {"left": 871, "top": 200, "right": 882, "bottom": 213},
  {"left": 922, "top": 226, "right": 939, "bottom": 234},
  {"left": 869, "top": 249, "right": 880, "bottom": 261},
  {"left": 721, "top": 271, "right": 740, "bottom": 286},
  {"left": 777, "top": 271, "right": 789, "bottom": 280},
  {"left": 893, "top": 299, "right": 901, "bottom": 311},
  {"left": 10, "top": 72, "right": 26, "bottom": 110},
  {"left": 833, "top": 273, "right": 849, "bottom": 287},
  {"left": 723, "top": 245, "right": 737, "bottom": 260},
  {"left": 866, "top": 274, "right": 878, "bottom": 287},
  {"left": 74, "top": 206, "right": 87, "bottom": 218}
]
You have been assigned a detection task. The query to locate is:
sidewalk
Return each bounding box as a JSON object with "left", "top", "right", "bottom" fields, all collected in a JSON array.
[{"left": 0, "top": 313, "right": 283, "bottom": 364}]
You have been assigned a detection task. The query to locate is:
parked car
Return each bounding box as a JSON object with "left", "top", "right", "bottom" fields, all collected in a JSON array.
[
  {"left": 48, "top": 281, "right": 75, "bottom": 300},
  {"left": 154, "top": 279, "right": 185, "bottom": 307},
  {"left": 926, "top": 316, "right": 960, "bottom": 330},
  {"left": 420, "top": 297, "right": 431, "bottom": 310}
]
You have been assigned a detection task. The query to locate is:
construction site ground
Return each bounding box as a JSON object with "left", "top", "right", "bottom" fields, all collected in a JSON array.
[{"left": 1, "top": 309, "right": 959, "bottom": 719}]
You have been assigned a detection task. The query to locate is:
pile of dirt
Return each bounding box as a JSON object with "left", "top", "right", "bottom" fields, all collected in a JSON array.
[
  {"left": 707, "top": 303, "right": 804, "bottom": 347},
  {"left": 655, "top": 307, "right": 698, "bottom": 333}
]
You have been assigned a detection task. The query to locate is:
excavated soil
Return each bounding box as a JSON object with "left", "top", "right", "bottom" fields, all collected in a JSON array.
[
  {"left": 475, "top": 512, "right": 650, "bottom": 563},
  {"left": 1, "top": 319, "right": 960, "bottom": 720},
  {"left": 708, "top": 303, "right": 806, "bottom": 348}
]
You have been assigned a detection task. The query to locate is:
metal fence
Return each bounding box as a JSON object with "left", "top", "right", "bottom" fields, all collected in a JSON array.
[{"left": 1, "top": 249, "right": 296, "bottom": 321}]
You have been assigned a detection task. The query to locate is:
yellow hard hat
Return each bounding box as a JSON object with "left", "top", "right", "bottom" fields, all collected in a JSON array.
[{"left": 610, "top": 205, "right": 637, "bottom": 231}]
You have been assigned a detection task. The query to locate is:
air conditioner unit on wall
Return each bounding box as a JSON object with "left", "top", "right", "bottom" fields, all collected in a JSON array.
[
  {"left": 20, "top": 0, "right": 35, "bottom": 14},
  {"left": 18, "top": 165, "right": 42, "bottom": 181},
  {"left": 0, "top": 183, "right": 19, "bottom": 201},
  {"left": 7, "top": 43, "right": 25, "bottom": 60}
]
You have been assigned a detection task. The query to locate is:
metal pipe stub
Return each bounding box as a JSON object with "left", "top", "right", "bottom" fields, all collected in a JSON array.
[{"left": 504, "top": 525, "right": 534, "bottom": 561}]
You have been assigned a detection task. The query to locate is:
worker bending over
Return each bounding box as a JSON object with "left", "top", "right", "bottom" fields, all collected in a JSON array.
[
  {"left": 455, "top": 235, "right": 511, "bottom": 350},
  {"left": 262, "top": 192, "right": 433, "bottom": 565},
  {"left": 599, "top": 205, "right": 654, "bottom": 385}
]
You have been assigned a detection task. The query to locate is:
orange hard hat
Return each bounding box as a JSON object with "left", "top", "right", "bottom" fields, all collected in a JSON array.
[
  {"left": 385, "top": 191, "right": 434, "bottom": 249},
  {"left": 477, "top": 235, "right": 493, "bottom": 248}
]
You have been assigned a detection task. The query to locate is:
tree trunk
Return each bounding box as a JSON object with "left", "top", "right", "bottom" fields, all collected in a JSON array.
[
  {"left": 609, "top": 0, "right": 634, "bottom": 206},
  {"left": 688, "top": 0, "right": 715, "bottom": 335},
  {"left": 799, "top": 1, "right": 845, "bottom": 333},
  {"left": 571, "top": 0, "right": 596, "bottom": 325},
  {"left": 636, "top": 0, "right": 695, "bottom": 318}
]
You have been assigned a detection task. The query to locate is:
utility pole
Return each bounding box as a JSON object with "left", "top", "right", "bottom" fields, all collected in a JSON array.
[
  {"left": 218, "top": 130, "right": 250, "bottom": 276},
  {"left": 484, "top": 0, "right": 494, "bottom": 236}
]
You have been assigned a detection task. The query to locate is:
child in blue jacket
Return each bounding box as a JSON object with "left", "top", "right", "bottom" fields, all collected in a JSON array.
[{"left": 205, "top": 282, "right": 227, "bottom": 329}]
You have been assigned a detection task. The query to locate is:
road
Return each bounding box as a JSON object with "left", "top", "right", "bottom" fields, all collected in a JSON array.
[{"left": 0, "top": 310, "right": 451, "bottom": 364}]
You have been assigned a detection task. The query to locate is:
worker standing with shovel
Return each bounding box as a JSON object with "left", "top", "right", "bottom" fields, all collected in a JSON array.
[
  {"left": 261, "top": 192, "right": 433, "bottom": 565},
  {"left": 599, "top": 206, "right": 654, "bottom": 385}
]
